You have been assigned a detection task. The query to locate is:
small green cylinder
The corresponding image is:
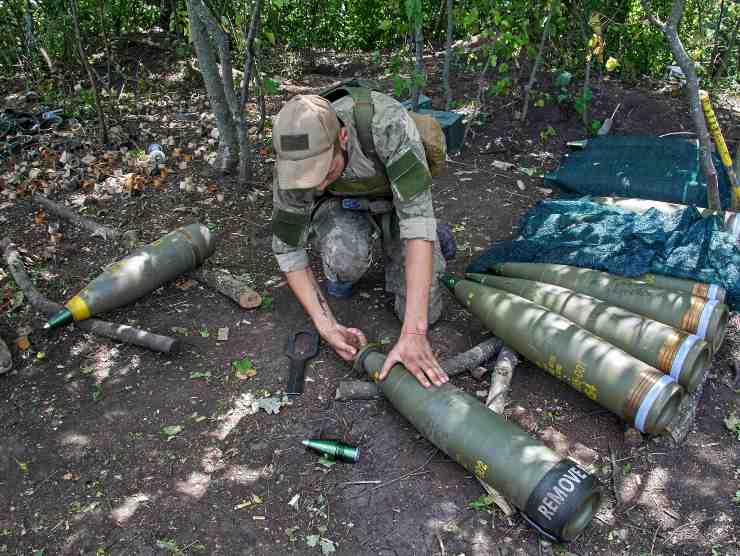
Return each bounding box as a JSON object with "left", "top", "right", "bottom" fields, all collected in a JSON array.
[
  {"left": 354, "top": 346, "right": 600, "bottom": 542},
  {"left": 487, "top": 263, "right": 728, "bottom": 354},
  {"left": 442, "top": 276, "right": 683, "bottom": 435},
  {"left": 466, "top": 273, "right": 709, "bottom": 392},
  {"left": 302, "top": 439, "right": 360, "bottom": 463}
]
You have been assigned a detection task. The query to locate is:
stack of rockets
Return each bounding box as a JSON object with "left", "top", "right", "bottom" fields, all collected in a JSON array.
[
  {"left": 353, "top": 263, "right": 729, "bottom": 542},
  {"left": 442, "top": 262, "right": 729, "bottom": 436}
]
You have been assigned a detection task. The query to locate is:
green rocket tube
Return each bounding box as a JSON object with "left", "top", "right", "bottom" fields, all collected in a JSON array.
[
  {"left": 353, "top": 345, "right": 601, "bottom": 542},
  {"left": 442, "top": 276, "right": 683, "bottom": 435},
  {"left": 46, "top": 223, "right": 215, "bottom": 328},
  {"left": 466, "top": 274, "right": 709, "bottom": 392},
  {"left": 487, "top": 263, "right": 729, "bottom": 354}
]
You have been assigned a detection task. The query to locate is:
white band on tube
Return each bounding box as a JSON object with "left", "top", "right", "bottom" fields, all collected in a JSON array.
[
  {"left": 696, "top": 299, "right": 718, "bottom": 339},
  {"left": 635, "top": 375, "right": 674, "bottom": 433},
  {"left": 670, "top": 334, "right": 700, "bottom": 380},
  {"left": 708, "top": 284, "right": 719, "bottom": 301}
]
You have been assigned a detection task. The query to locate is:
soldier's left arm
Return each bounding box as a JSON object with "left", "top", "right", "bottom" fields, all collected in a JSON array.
[{"left": 372, "top": 94, "right": 448, "bottom": 388}]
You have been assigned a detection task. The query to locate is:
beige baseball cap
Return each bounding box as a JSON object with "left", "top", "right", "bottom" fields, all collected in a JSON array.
[{"left": 273, "top": 95, "right": 340, "bottom": 189}]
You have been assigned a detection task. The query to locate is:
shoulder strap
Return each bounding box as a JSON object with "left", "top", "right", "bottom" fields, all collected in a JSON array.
[
  {"left": 343, "top": 86, "right": 376, "bottom": 161},
  {"left": 320, "top": 82, "right": 386, "bottom": 178}
]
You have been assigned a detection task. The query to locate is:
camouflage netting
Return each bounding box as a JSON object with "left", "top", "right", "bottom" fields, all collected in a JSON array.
[
  {"left": 544, "top": 136, "right": 732, "bottom": 208},
  {"left": 467, "top": 198, "right": 740, "bottom": 310}
]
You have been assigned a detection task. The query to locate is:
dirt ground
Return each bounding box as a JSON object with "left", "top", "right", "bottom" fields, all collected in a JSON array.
[{"left": 1, "top": 41, "right": 739, "bottom": 556}]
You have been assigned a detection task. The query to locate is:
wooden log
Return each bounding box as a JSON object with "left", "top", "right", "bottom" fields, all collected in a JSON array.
[
  {"left": 485, "top": 346, "right": 519, "bottom": 413},
  {"left": 188, "top": 267, "right": 262, "bottom": 309},
  {"left": 666, "top": 367, "right": 708, "bottom": 444},
  {"left": 1, "top": 239, "right": 179, "bottom": 353},
  {"left": 335, "top": 381, "right": 383, "bottom": 401},
  {"left": 33, "top": 193, "right": 121, "bottom": 241},
  {"left": 0, "top": 336, "right": 12, "bottom": 375},
  {"left": 335, "top": 336, "right": 503, "bottom": 400},
  {"left": 480, "top": 345, "right": 519, "bottom": 516}
]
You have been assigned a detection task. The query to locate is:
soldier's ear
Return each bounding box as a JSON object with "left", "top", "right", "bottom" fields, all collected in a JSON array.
[{"left": 338, "top": 127, "right": 349, "bottom": 148}]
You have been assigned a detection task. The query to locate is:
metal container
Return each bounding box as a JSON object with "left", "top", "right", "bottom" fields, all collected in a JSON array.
[
  {"left": 47, "top": 223, "right": 215, "bottom": 328},
  {"left": 487, "top": 263, "right": 729, "bottom": 354},
  {"left": 353, "top": 345, "right": 600, "bottom": 542},
  {"left": 466, "top": 273, "right": 709, "bottom": 392},
  {"left": 442, "top": 275, "right": 684, "bottom": 435}
]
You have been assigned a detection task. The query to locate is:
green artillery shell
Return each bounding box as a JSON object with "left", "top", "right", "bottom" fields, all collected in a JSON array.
[
  {"left": 302, "top": 439, "right": 360, "bottom": 463},
  {"left": 466, "top": 274, "right": 709, "bottom": 393},
  {"left": 353, "top": 345, "right": 600, "bottom": 542},
  {"left": 634, "top": 273, "right": 726, "bottom": 304},
  {"left": 442, "top": 276, "right": 683, "bottom": 435},
  {"left": 487, "top": 263, "right": 729, "bottom": 354},
  {"left": 47, "top": 223, "right": 215, "bottom": 327},
  {"left": 591, "top": 195, "right": 740, "bottom": 242}
]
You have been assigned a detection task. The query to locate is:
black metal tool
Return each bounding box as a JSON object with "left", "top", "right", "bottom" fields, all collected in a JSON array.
[{"left": 286, "top": 329, "right": 320, "bottom": 399}]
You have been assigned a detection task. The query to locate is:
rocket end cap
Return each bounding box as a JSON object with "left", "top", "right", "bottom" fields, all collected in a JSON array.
[
  {"left": 45, "top": 308, "right": 74, "bottom": 329},
  {"left": 439, "top": 274, "right": 463, "bottom": 291}
]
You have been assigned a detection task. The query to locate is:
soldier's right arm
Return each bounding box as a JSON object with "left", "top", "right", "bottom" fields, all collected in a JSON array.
[
  {"left": 271, "top": 179, "right": 313, "bottom": 272},
  {"left": 271, "top": 180, "right": 367, "bottom": 360}
]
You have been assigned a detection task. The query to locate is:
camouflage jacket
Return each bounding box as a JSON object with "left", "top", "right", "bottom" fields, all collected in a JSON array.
[{"left": 271, "top": 91, "right": 438, "bottom": 273}]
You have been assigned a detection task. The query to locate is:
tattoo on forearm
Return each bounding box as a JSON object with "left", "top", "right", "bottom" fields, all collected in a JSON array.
[{"left": 310, "top": 273, "right": 331, "bottom": 320}]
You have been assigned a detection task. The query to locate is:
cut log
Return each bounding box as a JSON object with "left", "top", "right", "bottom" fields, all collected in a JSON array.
[
  {"left": 486, "top": 346, "right": 519, "bottom": 412},
  {"left": 335, "top": 336, "right": 503, "bottom": 401},
  {"left": 188, "top": 268, "right": 262, "bottom": 309},
  {"left": 0, "top": 336, "right": 12, "bottom": 375},
  {"left": 666, "top": 367, "right": 708, "bottom": 444},
  {"left": 335, "top": 381, "right": 383, "bottom": 401},
  {"left": 1, "top": 239, "right": 178, "bottom": 353},
  {"left": 479, "top": 345, "right": 519, "bottom": 516},
  {"left": 33, "top": 193, "right": 121, "bottom": 241}
]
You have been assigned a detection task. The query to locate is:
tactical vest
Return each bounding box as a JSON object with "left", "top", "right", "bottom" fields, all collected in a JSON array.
[{"left": 320, "top": 82, "right": 393, "bottom": 198}]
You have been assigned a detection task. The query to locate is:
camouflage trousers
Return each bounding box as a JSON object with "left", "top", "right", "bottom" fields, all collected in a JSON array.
[{"left": 310, "top": 198, "right": 446, "bottom": 325}]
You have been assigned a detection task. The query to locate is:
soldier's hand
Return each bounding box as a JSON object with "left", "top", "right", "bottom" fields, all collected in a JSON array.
[
  {"left": 379, "top": 332, "right": 448, "bottom": 388},
  {"left": 319, "top": 323, "right": 367, "bottom": 361}
]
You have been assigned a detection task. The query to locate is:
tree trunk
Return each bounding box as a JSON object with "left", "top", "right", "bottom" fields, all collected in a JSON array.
[
  {"left": 443, "top": 0, "right": 454, "bottom": 110},
  {"left": 412, "top": 14, "right": 424, "bottom": 110},
  {"left": 642, "top": 0, "right": 721, "bottom": 210},
  {"left": 69, "top": 0, "right": 108, "bottom": 144},
  {"left": 709, "top": 0, "right": 727, "bottom": 70},
  {"left": 237, "top": 0, "right": 262, "bottom": 183},
  {"left": 713, "top": 14, "right": 740, "bottom": 82},
  {"left": 186, "top": 0, "right": 238, "bottom": 174},
  {"left": 521, "top": 1, "right": 554, "bottom": 122}
]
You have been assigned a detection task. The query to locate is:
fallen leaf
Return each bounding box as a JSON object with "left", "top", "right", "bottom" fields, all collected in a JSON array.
[
  {"left": 320, "top": 538, "right": 336, "bottom": 555},
  {"left": 161, "top": 425, "right": 183, "bottom": 441},
  {"left": 34, "top": 210, "right": 46, "bottom": 225},
  {"left": 16, "top": 336, "right": 30, "bottom": 351},
  {"left": 63, "top": 471, "right": 80, "bottom": 481},
  {"left": 175, "top": 279, "right": 196, "bottom": 290}
]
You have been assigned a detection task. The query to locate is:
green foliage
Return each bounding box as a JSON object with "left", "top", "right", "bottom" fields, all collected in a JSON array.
[{"left": 1, "top": 0, "right": 737, "bottom": 106}]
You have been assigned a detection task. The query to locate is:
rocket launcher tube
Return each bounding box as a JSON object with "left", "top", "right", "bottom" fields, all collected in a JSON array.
[
  {"left": 465, "top": 273, "right": 709, "bottom": 392},
  {"left": 353, "top": 345, "right": 600, "bottom": 542},
  {"left": 442, "top": 276, "right": 683, "bottom": 435},
  {"left": 487, "top": 263, "right": 729, "bottom": 354},
  {"left": 47, "top": 223, "right": 215, "bottom": 328}
]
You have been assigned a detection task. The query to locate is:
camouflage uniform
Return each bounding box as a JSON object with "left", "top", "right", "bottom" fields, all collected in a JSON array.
[{"left": 272, "top": 91, "right": 446, "bottom": 324}]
